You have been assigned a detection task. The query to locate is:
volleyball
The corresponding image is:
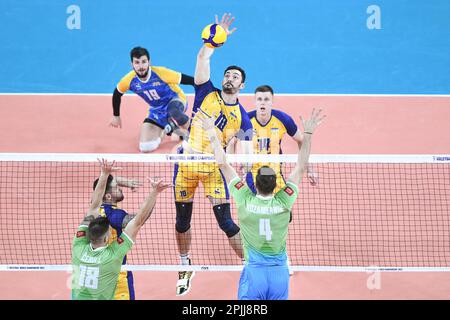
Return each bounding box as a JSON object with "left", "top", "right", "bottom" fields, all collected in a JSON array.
[{"left": 201, "top": 24, "right": 227, "bottom": 48}]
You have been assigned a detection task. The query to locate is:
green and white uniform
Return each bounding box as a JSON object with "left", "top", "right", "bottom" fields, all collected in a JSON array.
[
  {"left": 71, "top": 225, "right": 133, "bottom": 300},
  {"left": 228, "top": 176, "right": 298, "bottom": 300}
]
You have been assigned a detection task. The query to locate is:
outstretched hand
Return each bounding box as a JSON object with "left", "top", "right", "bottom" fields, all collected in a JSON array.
[
  {"left": 215, "top": 13, "right": 237, "bottom": 36},
  {"left": 148, "top": 177, "right": 172, "bottom": 193},
  {"left": 97, "top": 158, "right": 121, "bottom": 175},
  {"left": 301, "top": 108, "right": 326, "bottom": 135}
]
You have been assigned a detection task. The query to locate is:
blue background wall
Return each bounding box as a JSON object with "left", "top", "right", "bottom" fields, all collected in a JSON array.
[{"left": 1, "top": 0, "right": 449, "bottom": 94}]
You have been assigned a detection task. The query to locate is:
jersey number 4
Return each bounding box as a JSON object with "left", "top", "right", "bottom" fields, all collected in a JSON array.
[
  {"left": 259, "top": 219, "right": 272, "bottom": 241},
  {"left": 78, "top": 265, "right": 100, "bottom": 289}
]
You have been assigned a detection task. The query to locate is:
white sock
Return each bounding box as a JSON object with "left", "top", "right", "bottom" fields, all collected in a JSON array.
[{"left": 180, "top": 254, "right": 190, "bottom": 266}]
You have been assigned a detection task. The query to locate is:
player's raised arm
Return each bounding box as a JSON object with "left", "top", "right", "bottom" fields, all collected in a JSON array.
[
  {"left": 86, "top": 159, "right": 121, "bottom": 219},
  {"left": 198, "top": 112, "right": 239, "bottom": 183},
  {"left": 287, "top": 109, "right": 325, "bottom": 186},
  {"left": 124, "top": 178, "right": 171, "bottom": 242},
  {"left": 292, "top": 128, "right": 319, "bottom": 186},
  {"left": 195, "top": 13, "right": 237, "bottom": 85}
]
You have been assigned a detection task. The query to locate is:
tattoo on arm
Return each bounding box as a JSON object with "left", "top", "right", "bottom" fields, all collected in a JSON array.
[{"left": 81, "top": 215, "right": 95, "bottom": 227}]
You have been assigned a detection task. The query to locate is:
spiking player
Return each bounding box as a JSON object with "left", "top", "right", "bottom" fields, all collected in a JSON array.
[
  {"left": 200, "top": 108, "right": 325, "bottom": 300},
  {"left": 110, "top": 47, "right": 195, "bottom": 152},
  {"left": 172, "top": 13, "right": 253, "bottom": 296},
  {"left": 71, "top": 159, "right": 171, "bottom": 300}
]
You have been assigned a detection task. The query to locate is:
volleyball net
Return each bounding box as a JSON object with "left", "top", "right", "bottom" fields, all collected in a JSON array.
[{"left": 1, "top": 153, "right": 449, "bottom": 272}]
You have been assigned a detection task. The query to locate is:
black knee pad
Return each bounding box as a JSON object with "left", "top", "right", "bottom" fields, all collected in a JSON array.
[
  {"left": 175, "top": 202, "right": 193, "bottom": 233},
  {"left": 167, "top": 100, "right": 189, "bottom": 126},
  {"left": 213, "top": 203, "right": 240, "bottom": 238}
]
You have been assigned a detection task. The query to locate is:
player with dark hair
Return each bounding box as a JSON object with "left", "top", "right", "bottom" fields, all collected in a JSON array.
[
  {"left": 71, "top": 159, "right": 170, "bottom": 300},
  {"left": 173, "top": 14, "right": 253, "bottom": 296},
  {"left": 90, "top": 173, "right": 141, "bottom": 299},
  {"left": 199, "top": 108, "right": 325, "bottom": 300},
  {"left": 110, "top": 46, "right": 195, "bottom": 152}
]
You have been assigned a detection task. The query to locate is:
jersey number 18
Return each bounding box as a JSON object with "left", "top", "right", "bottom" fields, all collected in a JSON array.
[{"left": 78, "top": 265, "right": 100, "bottom": 289}]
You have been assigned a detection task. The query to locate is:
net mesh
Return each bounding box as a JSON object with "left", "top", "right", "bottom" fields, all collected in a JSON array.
[{"left": 1, "top": 154, "right": 449, "bottom": 270}]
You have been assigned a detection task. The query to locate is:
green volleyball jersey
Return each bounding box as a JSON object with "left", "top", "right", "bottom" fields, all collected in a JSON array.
[
  {"left": 228, "top": 176, "right": 298, "bottom": 258},
  {"left": 71, "top": 225, "right": 133, "bottom": 300}
]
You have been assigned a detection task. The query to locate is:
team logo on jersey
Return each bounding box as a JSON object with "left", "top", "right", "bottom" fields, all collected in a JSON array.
[
  {"left": 284, "top": 186, "right": 294, "bottom": 196},
  {"left": 229, "top": 112, "right": 237, "bottom": 119},
  {"left": 117, "top": 237, "right": 124, "bottom": 244},
  {"left": 271, "top": 128, "right": 279, "bottom": 132},
  {"left": 214, "top": 188, "right": 221, "bottom": 194},
  {"left": 76, "top": 231, "right": 86, "bottom": 238},
  {"left": 152, "top": 82, "right": 161, "bottom": 86},
  {"left": 135, "top": 83, "right": 142, "bottom": 90},
  {"left": 234, "top": 181, "right": 244, "bottom": 190}
]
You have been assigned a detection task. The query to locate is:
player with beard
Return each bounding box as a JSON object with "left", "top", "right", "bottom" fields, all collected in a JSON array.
[
  {"left": 110, "top": 47, "right": 195, "bottom": 152},
  {"left": 91, "top": 174, "right": 142, "bottom": 299},
  {"left": 173, "top": 13, "right": 253, "bottom": 296}
]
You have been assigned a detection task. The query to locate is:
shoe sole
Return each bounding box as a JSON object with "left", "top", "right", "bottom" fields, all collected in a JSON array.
[{"left": 176, "top": 271, "right": 196, "bottom": 296}]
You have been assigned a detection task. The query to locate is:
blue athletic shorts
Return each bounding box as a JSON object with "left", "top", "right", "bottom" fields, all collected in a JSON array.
[
  {"left": 238, "top": 249, "right": 289, "bottom": 300},
  {"left": 145, "top": 97, "right": 187, "bottom": 129}
]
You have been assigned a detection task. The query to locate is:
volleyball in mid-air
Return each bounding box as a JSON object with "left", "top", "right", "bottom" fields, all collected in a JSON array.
[{"left": 201, "top": 24, "right": 227, "bottom": 49}]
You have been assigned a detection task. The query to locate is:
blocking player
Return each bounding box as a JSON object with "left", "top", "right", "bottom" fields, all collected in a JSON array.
[
  {"left": 200, "top": 108, "right": 325, "bottom": 300},
  {"left": 90, "top": 174, "right": 141, "bottom": 299},
  {"left": 71, "top": 159, "right": 170, "bottom": 300},
  {"left": 228, "top": 85, "right": 318, "bottom": 191}
]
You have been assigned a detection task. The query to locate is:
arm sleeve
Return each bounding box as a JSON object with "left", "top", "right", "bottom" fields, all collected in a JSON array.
[
  {"left": 236, "top": 106, "right": 253, "bottom": 141},
  {"left": 112, "top": 88, "right": 123, "bottom": 116},
  {"left": 272, "top": 110, "right": 298, "bottom": 136},
  {"left": 275, "top": 182, "right": 299, "bottom": 210},
  {"left": 228, "top": 176, "right": 252, "bottom": 204},
  {"left": 180, "top": 74, "right": 195, "bottom": 86}
]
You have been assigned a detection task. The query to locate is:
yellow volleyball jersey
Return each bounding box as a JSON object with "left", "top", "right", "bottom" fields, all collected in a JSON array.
[
  {"left": 248, "top": 109, "right": 298, "bottom": 175},
  {"left": 99, "top": 204, "right": 134, "bottom": 300},
  {"left": 249, "top": 109, "right": 298, "bottom": 155},
  {"left": 116, "top": 66, "right": 186, "bottom": 109},
  {"left": 187, "top": 80, "right": 253, "bottom": 154}
]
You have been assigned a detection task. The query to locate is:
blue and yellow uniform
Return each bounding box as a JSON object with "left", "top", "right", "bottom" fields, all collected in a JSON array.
[
  {"left": 174, "top": 80, "right": 253, "bottom": 201},
  {"left": 246, "top": 109, "right": 298, "bottom": 194},
  {"left": 117, "top": 66, "right": 187, "bottom": 129},
  {"left": 99, "top": 204, "right": 135, "bottom": 300}
]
